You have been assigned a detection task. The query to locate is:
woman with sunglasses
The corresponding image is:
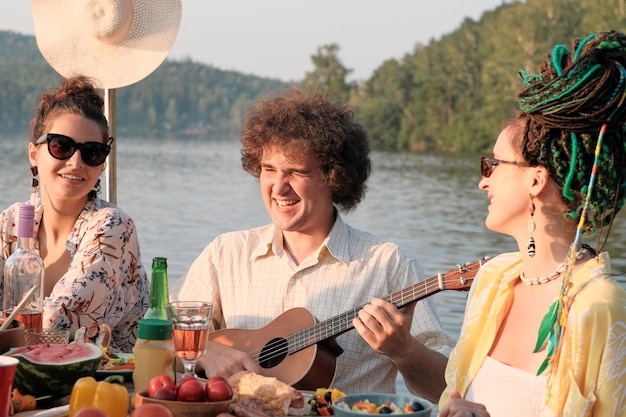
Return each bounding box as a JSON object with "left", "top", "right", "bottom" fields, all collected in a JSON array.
[
  {"left": 0, "top": 75, "right": 149, "bottom": 352},
  {"left": 439, "top": 31, "right": 626, "bottom": 417}
]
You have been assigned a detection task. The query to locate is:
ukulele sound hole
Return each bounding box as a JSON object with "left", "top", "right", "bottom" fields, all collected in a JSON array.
[{"left": 259, "top": 337, "right": 288, "bottom": 369}]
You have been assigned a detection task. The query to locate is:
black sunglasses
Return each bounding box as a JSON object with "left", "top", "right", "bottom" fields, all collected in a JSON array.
[
  {"left": 481, "top": 156, "right": 530, "bottom": 178},
  {"left": 36, "top": 133, "right": 112, "bottom": 167}
]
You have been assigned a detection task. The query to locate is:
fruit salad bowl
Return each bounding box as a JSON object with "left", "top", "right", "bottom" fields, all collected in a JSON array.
[{"left": 333, "top": 393, "right": 433, "bottom": 417}]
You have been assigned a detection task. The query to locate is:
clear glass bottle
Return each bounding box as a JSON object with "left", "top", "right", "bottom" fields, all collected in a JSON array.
[
  {"left": 132, "top": 318, "right": 176, "bottom": 393},
  {"left": 144, "top": 257, "right": 170, "bottom": 320},
  {"left": 2, "top": 204, "right": 44, "bottom": 329}
]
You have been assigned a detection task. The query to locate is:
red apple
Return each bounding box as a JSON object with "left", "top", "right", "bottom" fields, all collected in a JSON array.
[
  {"left": 148, "top": 375, "right": 176, "bottom": 398},
  {"left": 176, "top": 376, "right": 205, "bottom": 402},
  {"left": 206, "top": 376, "right": 228, "bottom": 386},
  {"left": 206, "top": 380, "right": 233, "bottom": 402},
  {"left": 153, "top": 388, "right": 177, "bottom": 401},
  {"left": 175, "top": 375, "right": 197, "bottom": 390}
]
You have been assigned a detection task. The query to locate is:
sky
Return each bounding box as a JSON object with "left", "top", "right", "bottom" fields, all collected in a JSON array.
[{"left": 1, "top": 0, "right": 510, "bottom": 82}]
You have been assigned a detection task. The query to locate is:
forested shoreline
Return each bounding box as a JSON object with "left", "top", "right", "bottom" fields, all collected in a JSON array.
[{"left": 1, "top": 0, "right": 624, "bottom": 153}]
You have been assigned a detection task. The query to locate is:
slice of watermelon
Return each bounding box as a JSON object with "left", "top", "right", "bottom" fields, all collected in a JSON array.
[{"left": 7, "top": 343, "right": 102, "bottom": 399}]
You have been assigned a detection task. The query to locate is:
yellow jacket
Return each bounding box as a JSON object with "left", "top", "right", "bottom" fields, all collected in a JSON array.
[{"left": 439, "top": 252, "right": 626, "bottom": 416}]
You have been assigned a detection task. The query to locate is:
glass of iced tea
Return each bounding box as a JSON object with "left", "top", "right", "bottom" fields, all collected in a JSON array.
[{"left": 166, "top": 301, "right": 212, "bottom": 378}]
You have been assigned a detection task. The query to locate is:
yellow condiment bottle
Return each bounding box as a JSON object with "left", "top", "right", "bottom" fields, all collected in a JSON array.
[{"left": 132, "top": 318, "right": 176, "bottom": 393}]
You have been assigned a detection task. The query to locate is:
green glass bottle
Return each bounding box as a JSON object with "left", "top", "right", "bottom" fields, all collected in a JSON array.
[{"left": 144, "top": 257, "right": 170, "bottom": 320}]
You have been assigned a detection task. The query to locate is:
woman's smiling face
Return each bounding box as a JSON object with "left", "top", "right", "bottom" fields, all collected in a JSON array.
[
  {"left": 29, "top": 112, "right": 105, "bottom": 204},
  {"left": 478, "top": 125, "right": 533, "bottom": 238}
]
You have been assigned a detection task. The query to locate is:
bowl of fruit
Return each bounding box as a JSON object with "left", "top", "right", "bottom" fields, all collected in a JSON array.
[
  {"left": 332, "top": 393, "right": 432, "bottom": 417},
  {"left": 134, "top": 375, "right": 234, "bottom": 417}
]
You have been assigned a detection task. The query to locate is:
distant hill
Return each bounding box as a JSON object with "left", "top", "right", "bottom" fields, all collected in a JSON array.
[
  {"left": 3, "top": 0, "right": 625, "bottom": 153},
  {"left": 352, "top": 0, "right": 626, "bottom": 152},
  {"left": 0, "top": 31, "right": 290, "bottom": 139}
]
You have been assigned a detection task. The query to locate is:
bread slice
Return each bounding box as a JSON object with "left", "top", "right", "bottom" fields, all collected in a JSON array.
[{"left": 228, "top": 371, "right": 307, "bottom": 416}]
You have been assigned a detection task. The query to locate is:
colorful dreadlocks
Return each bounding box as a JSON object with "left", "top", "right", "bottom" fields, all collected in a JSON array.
[
  {"left": 514, "top": 30, "right": 626, "bottom": 385},
  {"left": 517, "top": 31, "right": 626, "bottom": 235}
]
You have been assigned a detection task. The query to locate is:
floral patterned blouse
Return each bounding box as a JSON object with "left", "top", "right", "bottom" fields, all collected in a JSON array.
[{"left": 0, "top": 198, "right": 149, "bottom": 352}]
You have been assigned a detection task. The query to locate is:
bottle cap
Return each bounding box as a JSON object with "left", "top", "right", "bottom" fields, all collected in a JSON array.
[
  {"left": 137, "top": 318, "right": 172, "bottom": 340},
  {"left": 152, "top": 257, "right": 167, "bottom": 268},
  {"left": 18, "top": 204, "right": 35, "bottom": 219},
  {"left": 17, "top": 204, "right": 36, "bottom": 238}
]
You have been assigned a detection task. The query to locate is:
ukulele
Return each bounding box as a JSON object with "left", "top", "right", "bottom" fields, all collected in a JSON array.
[{"left": 209, "top": 259, "right": 487, "bottom": 390}]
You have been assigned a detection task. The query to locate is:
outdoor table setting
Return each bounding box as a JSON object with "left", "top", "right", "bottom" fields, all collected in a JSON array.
[
  {"left": 0, "top": 300, "right": 233, "bottom": 417},
  {"left": 0, "top": 316, "right": 132, "bottom": 417},
  {"left": 1, "top": 344, "right": 135, "bottom": 417},
  {"left": 1, "top": 323, "right": 435, "bottom": 417}
]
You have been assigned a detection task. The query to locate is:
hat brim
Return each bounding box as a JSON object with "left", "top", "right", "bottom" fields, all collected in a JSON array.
[{"left": 33, "top": 0, "right": 182, "bottom": 89}]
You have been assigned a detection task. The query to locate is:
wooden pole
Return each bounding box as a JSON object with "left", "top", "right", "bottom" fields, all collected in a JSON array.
[{"left": 104, "top": 88, "right": 117, "bottom": 204}]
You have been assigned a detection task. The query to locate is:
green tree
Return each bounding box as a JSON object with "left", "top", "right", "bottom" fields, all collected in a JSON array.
[
  {"left": 301, "top": 44, "right": 354, "bottom": 101},
  {"left": 3, "top": 0, "right": 626, "bottom": 152}
]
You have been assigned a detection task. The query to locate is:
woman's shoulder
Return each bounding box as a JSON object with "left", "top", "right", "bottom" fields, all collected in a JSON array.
[
  {"left": 86, "top": 198, "right": 138, "bottom": 224},
  {"left": 479, "top": 252, "right": 522, "bottom": 274},
  {"left": 72, "top": 199, "right": 141, "bottom": 242},
  {"left": 468, "top": 252, "right": 522, "bottom": 292},
  {"left": 68, "top": 200, "right": 146, "bottom": 259},
  {"left": 571, "top": 253, "right": 626, "bottom": 316}
]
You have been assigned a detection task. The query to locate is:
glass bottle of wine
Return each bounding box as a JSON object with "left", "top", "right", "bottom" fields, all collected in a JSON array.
[
  {"left": 2, "top": 204, "right": 44, "bottom": 329},
  {"left": 144, "top": 257, "right": 170, "bottom": 320}
]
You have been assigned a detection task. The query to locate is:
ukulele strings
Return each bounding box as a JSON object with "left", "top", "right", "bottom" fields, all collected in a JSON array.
[{"left": 247, "top": 275, "right": 471, "bottom": 366}]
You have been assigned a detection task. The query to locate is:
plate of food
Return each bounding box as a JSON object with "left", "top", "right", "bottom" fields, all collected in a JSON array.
[
  {"left": 95, "top": 352, "right": 135, "bottom": 379},
  {"left": 73, "top": 322, "right": 135, "bottom": 379}
]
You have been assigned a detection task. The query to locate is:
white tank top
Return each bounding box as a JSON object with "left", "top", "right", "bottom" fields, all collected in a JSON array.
[{"left": 465, "top": 356, "right": 547, "bottom": 417}]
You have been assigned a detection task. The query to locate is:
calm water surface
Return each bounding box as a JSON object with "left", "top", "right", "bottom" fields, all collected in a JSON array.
[{"left": 1, "top": 135, "right": 624, "bottom": 398}]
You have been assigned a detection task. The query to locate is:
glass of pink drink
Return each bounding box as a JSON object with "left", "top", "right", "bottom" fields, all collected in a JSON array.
[{"left": 166, "top": 301, "right": 212, "bottom": 378}]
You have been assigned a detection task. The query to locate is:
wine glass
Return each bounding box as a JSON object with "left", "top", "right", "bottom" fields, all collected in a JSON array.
[{"left": 166, "top": 301, "right": 212, "bottom": 378}]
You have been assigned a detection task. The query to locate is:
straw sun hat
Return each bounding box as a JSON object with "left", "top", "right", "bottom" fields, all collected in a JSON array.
[{"left": 32, "top": 0, "right": 182, "bottom": 89}]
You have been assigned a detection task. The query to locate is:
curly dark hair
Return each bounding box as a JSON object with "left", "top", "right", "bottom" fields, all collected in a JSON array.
[
  {"left": 514, "top": 30, "right": 626, "bottom": 235},
  {"left": 241, "top": 88, "right": 371, "bottom": 212},
  {"left": 30, "top": 75, "right": 110, "bottom": 200}
]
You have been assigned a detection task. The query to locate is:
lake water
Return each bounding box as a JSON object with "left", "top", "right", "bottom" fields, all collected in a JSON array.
[{"left": 1, "top": 135, "right": 625, "bottom": 400}]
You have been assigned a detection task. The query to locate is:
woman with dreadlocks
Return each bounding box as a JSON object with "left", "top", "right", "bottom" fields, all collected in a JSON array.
[{"left": 439, "top": 30, "right": 626, "bottom": 417}]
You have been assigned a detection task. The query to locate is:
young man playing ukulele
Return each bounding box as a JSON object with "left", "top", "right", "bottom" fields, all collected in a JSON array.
[{"left": 171, "top": 88, "right": 452, "bottom": 402}]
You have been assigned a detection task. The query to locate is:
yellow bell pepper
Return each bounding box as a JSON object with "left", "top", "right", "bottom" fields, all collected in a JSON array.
[{"left": 68, "top": 376, "right": 129, "bottom": 417}]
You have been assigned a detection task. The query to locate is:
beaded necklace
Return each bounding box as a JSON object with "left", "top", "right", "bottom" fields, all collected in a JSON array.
[
  {"left": 519, "top": 263, "right": 566, "bottom": 285},
  {"left": 519, "top": 245, "right": 591, "bottom": 285}
]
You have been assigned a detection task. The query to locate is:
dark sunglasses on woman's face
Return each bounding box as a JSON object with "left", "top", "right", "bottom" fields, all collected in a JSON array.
[
  {"left": 36, "top": 133, "right": 113, "bottom": 167},
  {"left": 480, "top": 156, "right": 530, "bottom": 178}
]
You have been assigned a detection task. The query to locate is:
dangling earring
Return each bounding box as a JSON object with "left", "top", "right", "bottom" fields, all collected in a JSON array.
[
  {"left": 527, "top": 194, "right": 536, "bottom": 257},
  {"left": 30, "top": 166, "right": 39, "bottom": 206},
  {"left": 88, "top": 178, "right": 101, "bottom": 200}
]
